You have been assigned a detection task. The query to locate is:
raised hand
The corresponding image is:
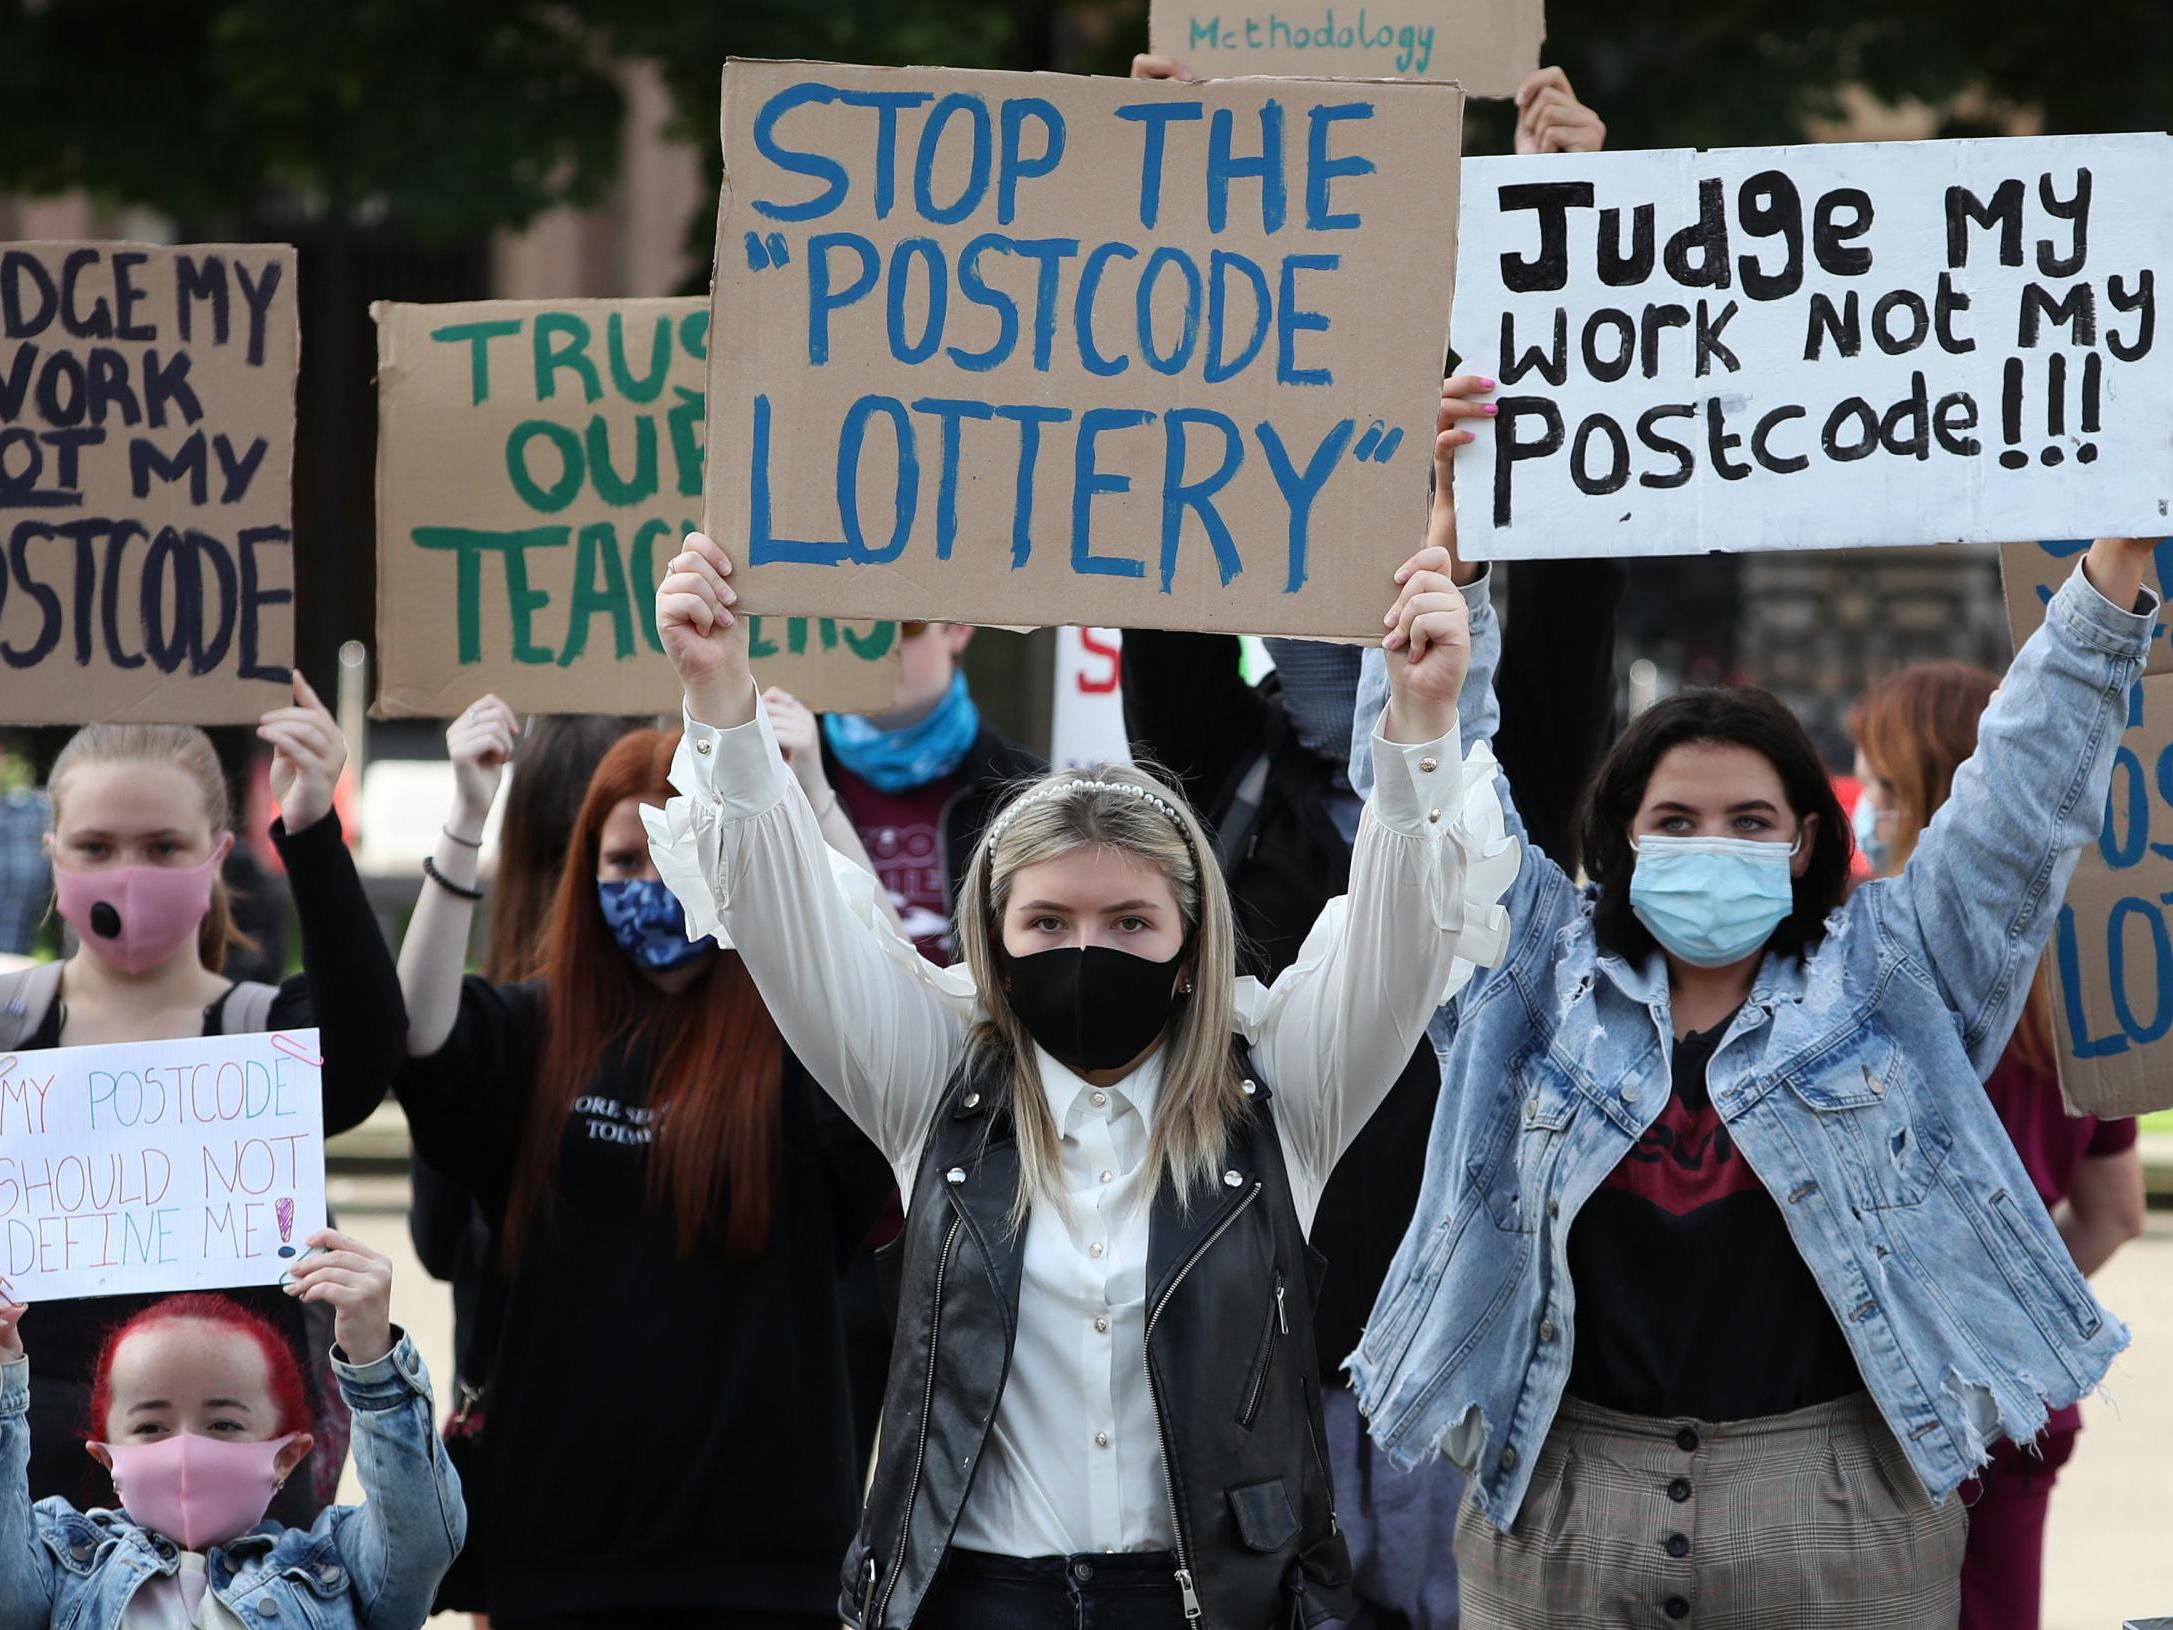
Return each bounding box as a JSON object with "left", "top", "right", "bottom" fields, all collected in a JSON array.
[
  {"left": 657, "top": 532, "right": 756, "bottom": 728},
  {"left": 259, "top": 674, "right": 347, "bottom": 834},
  {"left": 1514, "top": 67, "right": 1606, "bottom": 156},
  {"left": 446, "top": 695, "right": 520, "bottom": 840},
  {"left": 1431, "top": 375, "right": 1494, "bottom": 586},
  {"left": 0, "top": 1280, "right": 22, "bottom": 1363},
  {"left": 763, "top": 688, "right": 832, "bottom": 804},
  {"left": 1380, "top": 542, "right": 1471, "bottom": 743},
  {"left": 283, "top": 1229, "right": 395, "bottom": 1367},
  {"left": 1131, "top": 53, "right": 1195, "bottom": 80}
]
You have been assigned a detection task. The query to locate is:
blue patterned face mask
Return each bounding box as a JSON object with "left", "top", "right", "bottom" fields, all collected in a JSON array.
[
  {"left": 597, "top": 879, "right": 710, "bottom": 971},
  {"left": 1628, "top": 834, "right": 1801, "bottom": 969}
]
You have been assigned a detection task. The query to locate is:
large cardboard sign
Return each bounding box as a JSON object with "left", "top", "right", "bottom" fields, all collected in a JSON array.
[
  {"left": 707, "top": 60, "right": 1463, "bottom": 641},
  {"left": 2001, "top": 539, "right": 2173, "bottom": 1115},
  {"left": 373, "top": 297, "right": 899, "bottom": 717},
  {"left": 1, "top": 1028, "right": 328, "bottom": 1301},
  {"left": 0, "top": 243, "right": 298, "bottom": 723},
  {"left": 1149, "top": 0, "right": 1543, "bottom": 98},
  {"left": 1453, "top": 135, "right": 2173, "bottom": 561}
]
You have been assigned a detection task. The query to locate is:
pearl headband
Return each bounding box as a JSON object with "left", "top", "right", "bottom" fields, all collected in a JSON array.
[{"left": 982, "top": 778, "right": 1188, "bottom": 851}]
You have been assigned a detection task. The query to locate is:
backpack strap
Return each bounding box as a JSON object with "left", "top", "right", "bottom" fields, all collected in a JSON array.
[
  {"left": 214, "top": 980, "right": 283, "bottom": 1036},
  {"left": 0, "top": 960, "right": 64, "bottom": 1052}
]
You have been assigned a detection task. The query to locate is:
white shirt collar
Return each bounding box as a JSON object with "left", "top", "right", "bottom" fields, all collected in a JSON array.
[{"left": 1034, "top": 1043, "right": 1164, "bottom": 1132}]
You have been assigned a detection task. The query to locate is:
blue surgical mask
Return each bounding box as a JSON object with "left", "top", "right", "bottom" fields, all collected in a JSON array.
[
  {"left": 1853, "top": 792, "right": 1893, "bottom": 876},
  {"left": 597, "top": 879, "right": 711, "bottom": 971},
  {"left": 821, "top": 671, "right": 980, "bottom": 793},
  {"left": 1628, "top": 834, "right": 1801, "bottom": 969}
]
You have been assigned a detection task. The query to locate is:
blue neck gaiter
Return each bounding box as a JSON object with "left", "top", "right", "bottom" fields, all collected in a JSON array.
[{"left": 821, "top": 671, "right": 980, "bottom": 793}]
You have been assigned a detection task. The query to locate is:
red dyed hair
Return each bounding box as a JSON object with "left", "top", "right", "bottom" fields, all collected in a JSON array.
[
  {"left": 502, "top": 728, "right": 785, "bottom": 1262},
  {"left": 88, "top": 1293, "right": 311, "bottom": 1440}
]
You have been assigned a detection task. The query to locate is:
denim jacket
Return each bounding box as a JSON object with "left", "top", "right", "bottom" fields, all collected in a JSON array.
[
  {"left": 2, "top": 1330, "right": 464, "bottom": 1630},
  {"left": 1345, "top": 564, "right": 2146, "bottom": 1532}
]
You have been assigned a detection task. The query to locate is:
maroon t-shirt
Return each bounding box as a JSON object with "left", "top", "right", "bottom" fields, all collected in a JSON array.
[{"left": 833, "top": 763, "right": 963, "bottom": 964}]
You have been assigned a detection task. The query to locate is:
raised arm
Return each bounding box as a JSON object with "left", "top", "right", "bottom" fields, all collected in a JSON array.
[
  {"left": 258, "top": 676, "right": 408, "bottom": 1136},
  {"left": 650, "top": 534, "right": 971, "bottom": 1169},
  {"left": 0, "top": 1304, "right": 58, "bottom": 1630},
  {"left": 398, "top": 698, "right": 518, "bottom": 1058},
  {"left": 1879, "top": 540, "right": 2156, "bottom": 1072},
  {"left": 1247, "top": 545, "right": 1517, "bottom": 1205}
]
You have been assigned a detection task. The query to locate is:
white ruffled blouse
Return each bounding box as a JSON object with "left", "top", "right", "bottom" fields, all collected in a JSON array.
[{"left": 643, "top": 688, "right": 1516, "bottom": 1559}]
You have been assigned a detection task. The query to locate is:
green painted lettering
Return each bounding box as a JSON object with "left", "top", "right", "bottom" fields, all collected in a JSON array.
[
  {"left": 430, "top": 318, "right": 523, "bottom": 404},
  {"left": 533, "top": 312, "right": 602, "bottom": 402},
  {"left": 559, "top": 522, "right": 637, "bottom": 666},
  {"left": 506, "top": 421, "right": 583, "bottom": 512},
  {"left": 607, "top": 313, "right": 672, "bottom": 403},
  {"left": 413, "top": 526, "right": 569, "bottom": 664}
]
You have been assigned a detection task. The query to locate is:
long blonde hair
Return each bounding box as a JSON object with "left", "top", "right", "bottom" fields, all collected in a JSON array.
[
  {"left": 47, "top": 724, "right": 241, "bottom": 972},
  {"left": 957, "top": 762, "right": 1248, "bottom": 1227}
]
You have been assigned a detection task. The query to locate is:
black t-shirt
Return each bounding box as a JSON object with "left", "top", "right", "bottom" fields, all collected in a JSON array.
[
  {"left": 1566, "top": 1015, "right": 1863, "bottom": 1421},
  {"left": 394, "top": 976, "right": 892, "bottom": 1625},
  {"left": 22, "top": 812, "right": 405, "bottom": 1522}
]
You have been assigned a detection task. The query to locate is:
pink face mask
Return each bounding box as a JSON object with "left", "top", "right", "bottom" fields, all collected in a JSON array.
[
  {"left": 97, "top": 1431, "right": 295, "bottom": 1550},
  {"left": 53, "top": 836, "right": 230, "bottom": 975}
]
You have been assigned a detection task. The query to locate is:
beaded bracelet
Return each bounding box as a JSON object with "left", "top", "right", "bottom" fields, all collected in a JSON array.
[{"left": 422, "top": 855, "right": 485, "bottom": 901}]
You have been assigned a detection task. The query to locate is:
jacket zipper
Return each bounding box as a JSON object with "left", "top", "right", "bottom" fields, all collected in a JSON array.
[
  {"left": 1146, "top": 1181, "right": 1263, "bottom": 1622},
  {"left": 875, "top": 1213, "right": 961, "bottom": 1627},
  {"left": 1238, "top": 1272, "right": 1287, "bottom": 1429}
]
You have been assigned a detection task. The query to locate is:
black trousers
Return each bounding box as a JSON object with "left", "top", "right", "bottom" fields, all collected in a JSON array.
[{"left": 919, "top": 1548, "right": 1188, "bottom": 1629}]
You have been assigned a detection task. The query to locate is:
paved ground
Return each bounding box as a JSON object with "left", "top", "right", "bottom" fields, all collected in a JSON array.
[{"left": 338, "top": 1184, "right": 2173, "bottom": 1627}]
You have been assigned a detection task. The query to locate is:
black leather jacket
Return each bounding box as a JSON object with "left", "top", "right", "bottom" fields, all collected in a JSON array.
[{"left": 844, "top": 1050, "right": 1354, "bottom": 1630}]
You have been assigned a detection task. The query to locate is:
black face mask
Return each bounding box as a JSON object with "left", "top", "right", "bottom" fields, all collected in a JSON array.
[{"left": 997, "top": 943, "right": 1188, "bottom": 1073}]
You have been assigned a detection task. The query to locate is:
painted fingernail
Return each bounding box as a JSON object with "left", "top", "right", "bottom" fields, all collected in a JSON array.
[
  {"left": 1481, "top": 404, "right": 1498, "bottom": 416},
  {"left": 1480, "top": 377, "right": 1497, "bottom": 390}
]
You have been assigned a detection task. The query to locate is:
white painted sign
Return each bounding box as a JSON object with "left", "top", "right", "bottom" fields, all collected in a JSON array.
[
  {"left": 1052, "top": 627, "right": 1132, "bottom": 770},
  {"left": 1453, "top": 133, "right": 2173, "bottom": 559},
  {"left": 0, "top": 1028, "right": 327, "bottom": 1301}
]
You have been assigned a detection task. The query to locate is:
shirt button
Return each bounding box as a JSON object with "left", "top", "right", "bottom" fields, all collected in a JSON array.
[
  {"left": 1224, "top": 1170, "right": 1243, "bottom": 1187},
  {"left": 1620, "top": 1085, "right": 1641, "bottom": 1104},
  {"left": 1100, "top": 1170, "right": 1114, "bottom": 1185},
  {"left": 1427, "top": 808, "right": 1442, "bottom": 824},
  {"left": 1538, "top": 1319, "right": 1557, "bottom": 1343},
  {"left": 257, "top": 1604, "right": 281, "bottom": 1620},
  {"left": 962, "top": 1091, "right": 982, "bottom": 1109},
  {"left": 694, "top": 738, "right": 712, "bottom": 755},
  {"left": 1525, "top": 1099, "right": 1538, "bottom": 1122},
  {"left": 1240, "top": 1078, "right": 1256, "bottom": 1096},
  {"left": 1664, "top": 1598, "right": 1690, "bottom": 1621},
  {"left": 1090, "top": 1242, "right": 1105, "bottom": 1258},
  {"left": 1090, "top": 1090, "right": 1108, "bottom": 1108},
  {"left": 1094, "top": 1316, "right": 1109, "bottom": 1333},
  {"left": 1676, "top": 1427, "right": 1700, "bottom": 1453},
  {"left": 946, "top": 1167, "right": 966, "bottom": 1185},
  {"left": 1073, "top": 1559, "right": 1095, "bottom": 1582},
  {"left": 1668, "top": 1477, "right": 1692, "bottom": 1503},
  {"left": 1419, "top": 756, "right": 1438, "bottom": 773},
  {"left": 318, "top": 1564, "right": 344, "bottom": 1586},
  {"left": 1095, "top": 1431, "right": 1111, "bottom": 1449},
  {"left": 1498, "top": 1447, "right": 1518, "bottom": 1471},
  {"left": 1664, "top": 1532, "right": 1690, "bottom": 1559}
]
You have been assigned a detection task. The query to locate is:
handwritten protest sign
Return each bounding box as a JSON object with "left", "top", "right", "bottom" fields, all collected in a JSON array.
[
  {"left": 1452, "top": 135, "right": 2173, "bottom": 560},
  {"left": 0, "top": 1028, "right": 327, "bottom": 1301},
  {"left": 706, "top": 60, "right": 1462, "bottom": 641},
  {"left": 1053, "top": 627, "right": 1131, "bottom": 769},
  {"left": 1150, "top": 0, "right": 1543, "bottom": 97},
  {"left": 2000, "top": 540, "right": 2173, "bottom": 1115},
  {"left": 1, "top": 243, "right": 297, "bottom": 723},
  {"left": 373, "top": 296, "right": 898, "bottom": 716}
]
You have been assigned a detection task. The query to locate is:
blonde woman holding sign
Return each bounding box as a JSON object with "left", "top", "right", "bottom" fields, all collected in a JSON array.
[
  {"left": 0, "top": 681, "right": 405, "bottom": 1527},
  {"left": 1343, "top": 386, "right": 2152, "bottom": 1626},
  {"left": 644, "top": 529, "right": 1514, "bottom": 1630}
]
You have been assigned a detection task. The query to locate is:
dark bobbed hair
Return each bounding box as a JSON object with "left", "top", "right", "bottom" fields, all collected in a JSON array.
[{"left": 1577, "top": 687, "right": 1853, "bottom": 963}]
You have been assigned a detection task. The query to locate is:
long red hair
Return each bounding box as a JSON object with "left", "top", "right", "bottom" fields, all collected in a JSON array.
[
  {"left": 1852, "top": 662, "right": 2056, "bottom": 1076},
  {"left": 502, "top": 729, "right": 785, "bottom": 1261},
  {"left": 88, "top": 1293, "right": 310, "bottom": 1440}
]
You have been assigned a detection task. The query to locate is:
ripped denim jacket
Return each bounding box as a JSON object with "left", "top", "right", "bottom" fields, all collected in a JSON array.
[{"left": 1345, "top": 564, "right": 2146, "bottom": 1531}]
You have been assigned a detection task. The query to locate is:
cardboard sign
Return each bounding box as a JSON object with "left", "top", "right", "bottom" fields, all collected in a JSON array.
[
  {"left": 0, "top": 1028, "right": 328, "bottom": 1301},
  {"left": 1452, "top": 134, "right": 2173, "bottom": 561},
  {"left": 0, "top": 243, "right": 298, "bottom": 723},
  {"left": 706, "top": 60, "right": 1463, "bottom": 641},
  {"left": 1149, "top": 0, "right": 1543, "bottom": 98},
  {"left": 2001, "top": 540, "right": 2173, "bottom": 1116},
  {"left": 372, "top": 297, "right": 900, "bottom": 717},
  {"left": 2002, "top": 537, "right": 2173, "bottom": 677},
  {"left": 1053, "top": 627, "right": 1132, "bottom": 769}
]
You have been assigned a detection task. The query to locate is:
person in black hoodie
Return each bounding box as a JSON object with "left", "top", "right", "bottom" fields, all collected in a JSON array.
[
  {"left": 387, "top": 698, "right": 891, "bottom": 1630},
  {"left": 1, "top": 680, "right": 405, "bottom": 1525}
]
